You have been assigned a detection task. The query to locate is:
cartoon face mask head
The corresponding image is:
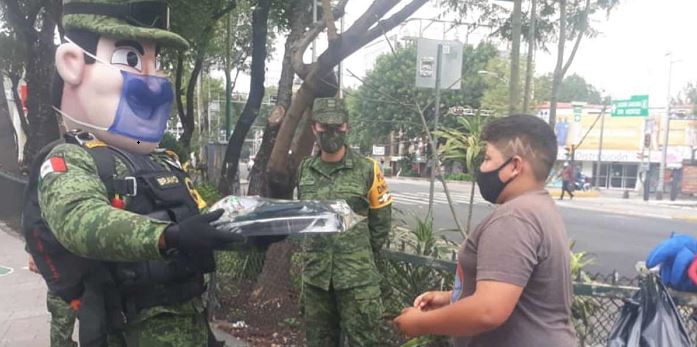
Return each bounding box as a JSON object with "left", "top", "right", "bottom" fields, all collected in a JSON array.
[{"left": 55, "top": 0, "right": 189, "bottom": 154}]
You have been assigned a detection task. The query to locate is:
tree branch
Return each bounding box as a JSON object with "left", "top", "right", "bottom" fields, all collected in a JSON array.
[
  {"left": 359, "top": 0, "right": 430, "bottom": 51},
  {"left": 322, "top": 0, "right": 338, "bottom": 41},
  {"left": 291, "top": 0, "right": 348, "bottom": 79},
  {"left": 175, "top": 53, "right": 186, "bottom": 129},
  {"left": 561, "top": 0, "right": 591, "bottom": 77},
  {"left": 211, "top": 0, "right": 237, "bottom": 21}
]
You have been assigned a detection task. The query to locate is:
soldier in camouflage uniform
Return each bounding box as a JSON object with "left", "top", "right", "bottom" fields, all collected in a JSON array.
[
  {"left": 28, "top": 1, "right": 242, "bottom": 345},
  {"left": 297, "top": 98, "right": 393, "bottom": 346}
]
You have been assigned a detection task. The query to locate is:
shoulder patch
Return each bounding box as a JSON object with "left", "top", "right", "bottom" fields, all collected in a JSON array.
[
  {"left": 368, "top": 159, "right": 393, "bottom": 209},
  {"left": 40, "top": 156, "right": 68, "bottom": 179},
  {"left": 84, "top": 139, "right": 107, "bottom": 149}
]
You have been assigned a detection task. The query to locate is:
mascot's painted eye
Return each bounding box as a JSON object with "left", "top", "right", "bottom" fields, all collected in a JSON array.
[{"left": 111, "top": 47, "right": 142, "bottom": 71}]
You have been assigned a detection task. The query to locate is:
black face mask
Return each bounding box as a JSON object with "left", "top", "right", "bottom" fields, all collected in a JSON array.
[{"left": 476, "top": 157, "right": 515, "bottom": 204}]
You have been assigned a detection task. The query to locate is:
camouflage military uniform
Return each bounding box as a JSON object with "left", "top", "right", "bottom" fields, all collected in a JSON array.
[
  {"left": 47, "top": 291, "right": 77, "bottom": 347},
  {"left": 39, "top": 143, "right": 208, "bottom": 346},
  {"left": 298, "top": 98, "right": 393, "bottom": 346}
]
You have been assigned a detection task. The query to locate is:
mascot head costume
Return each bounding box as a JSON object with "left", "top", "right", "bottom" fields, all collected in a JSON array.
[{"left": 54, "top": 0, "right": 188, "bottom": 154}]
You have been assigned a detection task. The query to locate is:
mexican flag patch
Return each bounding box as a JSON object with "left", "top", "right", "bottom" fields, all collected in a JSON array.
[{"left": 40, "top": 157, "right": 67, "bottom": 179}]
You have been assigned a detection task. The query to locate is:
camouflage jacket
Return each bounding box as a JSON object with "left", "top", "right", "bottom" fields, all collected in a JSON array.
[
  {"left": 297, "top": 147, "right": 393, "bottom": 290},
  {"left": 38, "top": 142, "right": 205, "bottom": 323}
]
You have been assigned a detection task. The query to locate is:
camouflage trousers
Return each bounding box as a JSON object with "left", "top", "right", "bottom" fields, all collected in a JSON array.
[
  {"left": 304, "top": 283, "right": 384, "bottom": 347},
  {"left": 107, "top": 312, "right": 209, "bottom": 347},
  {"left": 47, "top": 291, "right": 78, "bottom": 347}
]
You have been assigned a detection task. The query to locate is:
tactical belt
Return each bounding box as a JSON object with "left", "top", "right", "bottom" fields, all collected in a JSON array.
[{"left": 123, "top": 277, "right": 206, "bottom": 319}]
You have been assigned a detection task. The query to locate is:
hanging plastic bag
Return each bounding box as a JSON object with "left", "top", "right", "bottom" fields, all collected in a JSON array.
[
  {"left": 210, "top": 195, "right": 364, "bottom": 237},
  {"left": 607, "top": 274, "right": 692, "bottom": 347}
]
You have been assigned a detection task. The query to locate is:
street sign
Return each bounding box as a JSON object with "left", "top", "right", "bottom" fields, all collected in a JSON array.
[
  {"left": 611, "top": 95, "right": 649, "bottom": 117},
  {"left": 415, "top": 38, "right": 463, "bottom": 90},
  {"left": 571, "top": 101, "right": 585, "bottom": 122},
  {"left": 372, "top": 146, "right": 385, "bottom": 156}
]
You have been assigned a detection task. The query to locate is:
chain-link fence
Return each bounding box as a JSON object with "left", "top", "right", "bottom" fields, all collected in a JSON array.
[{"left": 209, "top": 242, "right": 697, "bottom": 346}]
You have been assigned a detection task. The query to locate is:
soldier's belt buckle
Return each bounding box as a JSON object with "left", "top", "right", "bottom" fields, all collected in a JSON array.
[{"left": 124, "top": 176, "right": 137, "bottom": 196}]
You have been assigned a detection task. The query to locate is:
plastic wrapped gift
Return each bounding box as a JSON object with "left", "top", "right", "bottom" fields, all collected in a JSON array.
[{"left": 210, "top": 196, "right": 364, "bottom": 237}]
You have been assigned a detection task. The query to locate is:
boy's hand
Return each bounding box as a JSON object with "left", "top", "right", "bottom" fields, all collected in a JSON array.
[
  {"left": 394, "top": 307, "right": 424, "bottom": 337},
  {"left": 413, "top": 290, "right": 451, "bottom": 311}
]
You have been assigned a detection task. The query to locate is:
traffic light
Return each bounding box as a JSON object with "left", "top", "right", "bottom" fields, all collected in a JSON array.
[{"left": 644, "top": 133, "right": 651, "bottom": 148}]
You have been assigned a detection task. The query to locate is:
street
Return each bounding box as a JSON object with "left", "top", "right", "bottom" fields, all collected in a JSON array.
[{"left": 387, "top": 178, "right": 697, "bottom": 277}]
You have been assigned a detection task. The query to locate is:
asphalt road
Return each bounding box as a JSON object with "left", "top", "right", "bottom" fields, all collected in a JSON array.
[{"left": 387, "top": 178, "right": 697, "bottom": 277}]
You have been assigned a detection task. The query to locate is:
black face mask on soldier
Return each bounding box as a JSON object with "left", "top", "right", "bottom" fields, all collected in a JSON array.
[
  {"left": 476, "top": 157, "right": 515, "bottom": 204},
  {"left": 316, "top": 126, "right": 347, "bottom": 154}
]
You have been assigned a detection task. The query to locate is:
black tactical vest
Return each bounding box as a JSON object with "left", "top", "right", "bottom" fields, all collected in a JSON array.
[{"left": 22, "top": 130, "right": 211, "bottom": 323}]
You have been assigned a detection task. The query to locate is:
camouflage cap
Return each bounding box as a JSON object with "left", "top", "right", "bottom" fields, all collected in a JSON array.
[
  {"left": 312, "top": 98, "right": 349, "bottom": 125},
  {"left": 62, "top": 0, "right": 189, "bottom": 50}
]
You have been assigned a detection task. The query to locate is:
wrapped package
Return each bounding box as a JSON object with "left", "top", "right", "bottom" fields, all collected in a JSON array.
[{"left": 210, "top": 196, "right": 364, "bottom": 237}]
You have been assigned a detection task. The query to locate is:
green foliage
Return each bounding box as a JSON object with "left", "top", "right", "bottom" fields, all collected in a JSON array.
[
  {"left": 569, "top": 241, "right": 600, "bottom": 343},
  {"left": 384, "top": 216, "right": 457, "bottom": 347},
  {"left": 161, "top": 132, "right": 190, "bottom": 161},
  {"left": 444, "top": 173, "right": 473, "bottom": 181},
  {"left": 195, "top": 182, "right": 222, "bottom": 206},
  {"left": 534, "top": 73, "right": 602, "bottom": 105},
  {"left": 433, "top": 113, "right": 487, "bottom": 173},
  {"left": 347, "top": 42, "right": 498, "bottom": 152}
]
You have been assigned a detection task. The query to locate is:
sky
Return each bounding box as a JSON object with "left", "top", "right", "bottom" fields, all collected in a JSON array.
[{"left": 292, "top": 0, "right": 697, "bottom": 109}]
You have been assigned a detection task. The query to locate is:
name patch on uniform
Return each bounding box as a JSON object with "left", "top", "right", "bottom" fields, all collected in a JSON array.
[
  {"left": 40, "top": 157, "right": 67, "bottom": 179},
  {"left": 155, "top": 175, "right": 180, "bottom": 188}
]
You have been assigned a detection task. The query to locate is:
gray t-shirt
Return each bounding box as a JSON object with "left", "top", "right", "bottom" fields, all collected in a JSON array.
[{"left": 452, "top": 190, "right": 576, "bottom": 347}]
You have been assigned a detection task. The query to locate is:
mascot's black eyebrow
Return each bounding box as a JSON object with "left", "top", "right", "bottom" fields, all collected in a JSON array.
[{"left": 114, "top": 40, "right": 144, "bottom": 55}]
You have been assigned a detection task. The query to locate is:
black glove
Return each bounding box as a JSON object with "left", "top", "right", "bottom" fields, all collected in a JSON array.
[{"left": 164, "top": 210, "right": 246, "bottom": 253}]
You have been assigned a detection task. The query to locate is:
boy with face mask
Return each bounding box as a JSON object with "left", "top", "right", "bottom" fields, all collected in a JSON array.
[
  {"left": 297, "top": 98, "right": 393, "bottom": 346},
  {"left": 394, "top": 114, "right": 576, "bottom": 347}
]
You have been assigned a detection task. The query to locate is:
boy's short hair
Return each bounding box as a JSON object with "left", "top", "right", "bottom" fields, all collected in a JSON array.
[{"left": 481, "top": 114, "right": 558, "bottom": 181}]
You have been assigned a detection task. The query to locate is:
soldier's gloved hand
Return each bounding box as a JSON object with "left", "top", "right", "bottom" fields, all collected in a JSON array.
[
  {"left": 646, "top": 233, "right": 697, "bottom": 292},
  {"left": 164, "top": 210, "right": 246, "bottom": 253}
]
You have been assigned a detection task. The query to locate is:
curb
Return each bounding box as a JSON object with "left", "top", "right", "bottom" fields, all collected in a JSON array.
[
  {"left": 675, "top": 215, "right": 697, "bottom": 223},
  {"left": 547, "top": 189, "right": 600, "bottom": 198}
]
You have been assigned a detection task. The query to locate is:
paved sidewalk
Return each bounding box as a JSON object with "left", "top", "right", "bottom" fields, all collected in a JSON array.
[
  {"left": 0, "top": 222, "right": 249, "bottom": 347},
  {"left": 0, "top": 222, "right": 51, "bottom": 347}
]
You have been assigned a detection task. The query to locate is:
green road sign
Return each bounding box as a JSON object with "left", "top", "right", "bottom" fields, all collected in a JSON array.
[
  {"left": 572, "top": 102, "right": 584, "bottom": 122},
  {"left": 612, "top": 95, "right": 649, "bottom": 117}
]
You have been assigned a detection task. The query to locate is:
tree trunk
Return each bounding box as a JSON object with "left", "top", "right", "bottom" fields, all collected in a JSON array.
[
  {"left": 522, "top": 0, "right": 537, "bottom": 113},
  {"left": 0, "top": 75, "right": 19, "bottom": 173},
  {"left": 247, "top": 106, "right": 286, "bottom": 196},
  {"left": 22, "top": 10, "right": 61, "bottom": 167},
  {"left": 179, "top": 53, "right": 206, "bottom": 152},
  {"left": 218, "top": 0, "right": 272, "bottom": 196},
  {"left": 509, "top": 0, "right": 522, "bottom": 115},
  {"left": 549, "top": 0, "right": 567, "bottom": 129}
]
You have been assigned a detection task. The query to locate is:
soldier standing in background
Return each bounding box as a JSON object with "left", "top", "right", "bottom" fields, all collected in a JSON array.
[{"left": 297, "top": 98, "right": 393, "bottom": 346}]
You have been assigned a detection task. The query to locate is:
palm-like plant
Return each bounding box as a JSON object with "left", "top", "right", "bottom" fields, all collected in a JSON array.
[{"left": 433, "top": 113, "right": 487, "bottom": 235}]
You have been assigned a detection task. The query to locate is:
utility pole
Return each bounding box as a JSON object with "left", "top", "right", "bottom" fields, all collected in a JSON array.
[
  {"left": 594, "top": 106, "right": 606, "bottom": 189},
  {"left": 509, "top": 0, "right": 523, "bottom": 115},
  {"left": 224, "top": 13, "right": 232, "bottom": 140},
  {"left": 523, "top": 0, "right": 536, "bottom": 113},
  {"left": 312, "top": 0, "right": 318, "bottom": 62},
  {"left": 428, "top": 44, "right": 443, "bottom": 218},
  {"left": 657, "top": 55, "right": 678, "bottom": 200}
]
